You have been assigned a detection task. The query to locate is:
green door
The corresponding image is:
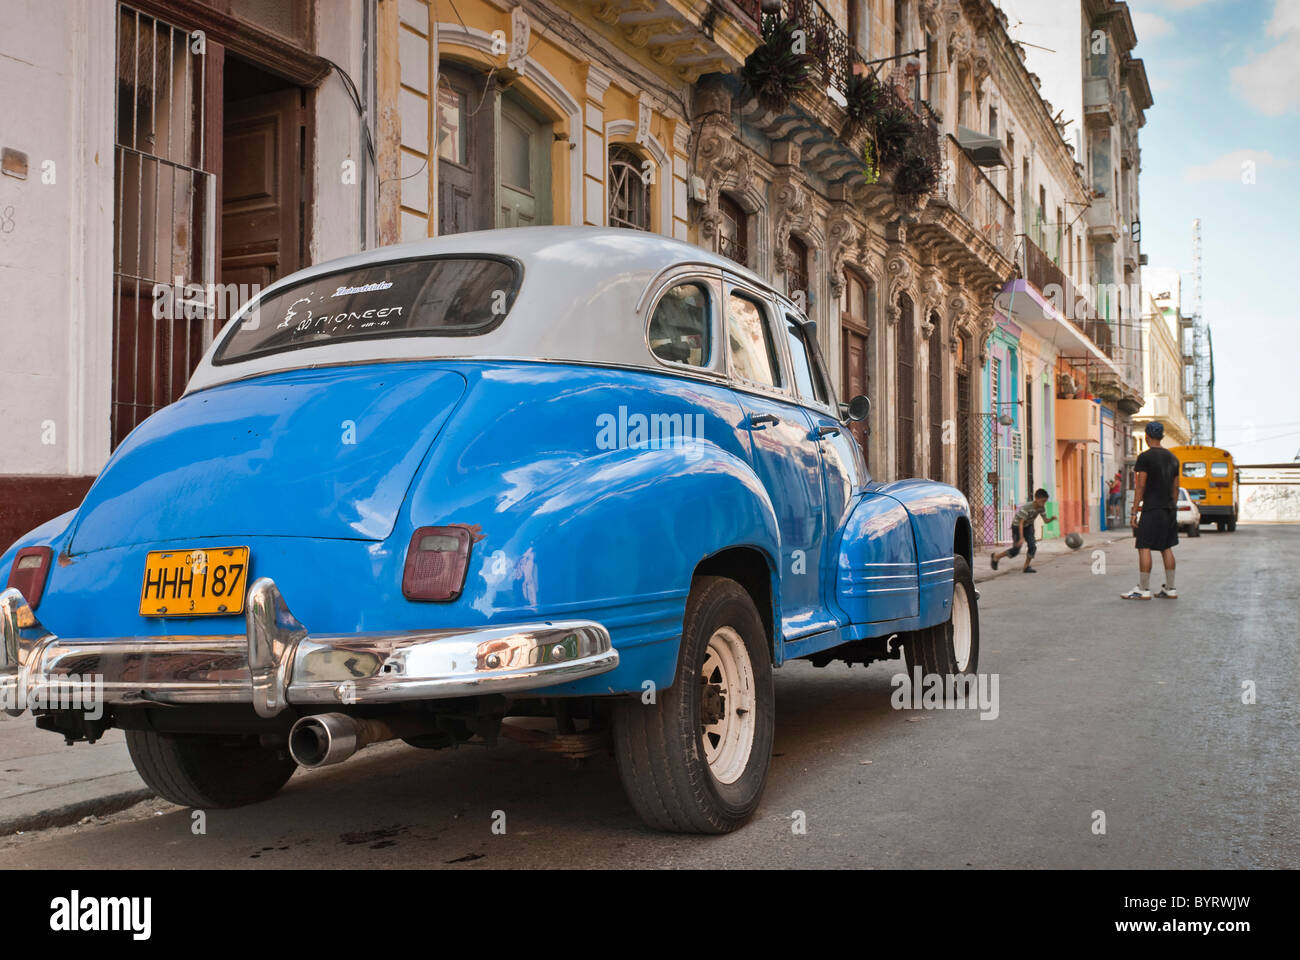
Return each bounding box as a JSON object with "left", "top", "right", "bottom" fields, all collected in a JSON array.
[{"left": 496, "top": 94, "right": 551, "bottom": 227}]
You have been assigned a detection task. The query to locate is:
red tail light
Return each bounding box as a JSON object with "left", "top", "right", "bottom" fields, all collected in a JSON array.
[
  {"left": 7, "top": 546, "right": 54, "bottom": 609},
  {"left": 402, "top": 526, "right": 473, "bottom": 601}
]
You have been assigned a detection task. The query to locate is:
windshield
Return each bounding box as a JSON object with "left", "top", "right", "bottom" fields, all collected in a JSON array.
[{"left": 214, "top": 256, "right": 521, "bottom": 364}]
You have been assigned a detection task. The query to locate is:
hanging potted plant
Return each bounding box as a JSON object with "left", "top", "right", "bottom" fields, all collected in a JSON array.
[
  {"left": 893, "top": 146, "right": 941, "bottom": 207},
  {"left": 872, "top": 100, "right": 915, "bottom": 168},
  {"left": 740, "top": 17, "right": 815, "bottom": 114},
  {"left": 841, "top": 70, "right": 883, "bottom": 140}
]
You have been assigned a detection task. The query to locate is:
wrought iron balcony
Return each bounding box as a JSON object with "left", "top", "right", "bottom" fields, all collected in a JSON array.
[{"left": 761, "top": 0, "right": 852, "bottom": 100}]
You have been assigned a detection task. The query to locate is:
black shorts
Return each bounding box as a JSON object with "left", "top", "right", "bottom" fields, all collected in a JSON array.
[
  {"left": 1136, "top": 506, "right": 1179, "bottom": 551},
  {"left": 1006, "top": 524, "right": 1036, "bottom": 558}
]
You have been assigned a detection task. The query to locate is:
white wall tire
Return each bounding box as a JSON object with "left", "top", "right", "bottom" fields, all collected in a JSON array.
[{"left": 613, "top": 576, "right": 774, "bottom": 833}]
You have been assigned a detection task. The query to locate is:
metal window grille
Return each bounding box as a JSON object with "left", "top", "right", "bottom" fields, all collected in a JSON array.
[
  {"left": 112, "top": 4, "right": 216, "bottom": 447},
  {"left": 717, "top": 194, "right": 748, "bottom": 267},
  {"left": 608, "top": 144, "right": 650, "bottom": 231}
]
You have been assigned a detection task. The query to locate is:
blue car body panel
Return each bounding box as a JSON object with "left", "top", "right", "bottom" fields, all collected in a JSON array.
[
  {"left": 1, "top": 357, "right": 972, "bottom": 697},
  {"left": 69, "top": 364, "right": 467, "bottom": 552}
]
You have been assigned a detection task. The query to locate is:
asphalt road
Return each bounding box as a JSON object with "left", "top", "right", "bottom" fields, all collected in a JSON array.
[{"left": 2, "top": 524, "right": 1296, "bottom": 869}]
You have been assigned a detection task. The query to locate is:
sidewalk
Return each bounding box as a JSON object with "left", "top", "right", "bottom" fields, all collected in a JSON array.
[
  {"left": 0, "top": 715, "right": 151, "bottom": 836},
  {"left": 973, "top": 528, "right": 1134, "bottom": 584}
]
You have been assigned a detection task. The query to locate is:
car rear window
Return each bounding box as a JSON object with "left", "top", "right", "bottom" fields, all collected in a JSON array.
[{"left": 214, "top": 256, "right": 520, "bottom": 364}]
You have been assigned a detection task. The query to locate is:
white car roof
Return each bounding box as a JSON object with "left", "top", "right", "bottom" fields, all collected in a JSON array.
[{"left": 185, "top": 226, "right": 783, "bottom": 394}]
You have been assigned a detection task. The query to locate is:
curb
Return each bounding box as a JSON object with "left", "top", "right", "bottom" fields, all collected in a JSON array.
[
  {"left": 973, "top": 531, "right": 1133, "bottom": 584},
  {"left": 0, "top": 777, "right": 155, "bottom": 837}
]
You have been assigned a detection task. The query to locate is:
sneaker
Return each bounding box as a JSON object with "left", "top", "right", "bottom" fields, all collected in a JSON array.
[
  {"left": 1023, "top": 566, "right": 1037, "bottom": 573},
  {"left": 1120, "top": 586, "right": 1152, "bottom": 600},
  {"left": 990, "top": 553, "right": 999, "bottom": 571},
  {"left": 1155, "top": 586, "right": 1178, "bottom": 599}
]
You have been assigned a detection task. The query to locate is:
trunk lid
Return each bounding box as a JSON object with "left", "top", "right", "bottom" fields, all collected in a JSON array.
[{"left": 69, "top": 364, "right": 466, "bottom": 553}]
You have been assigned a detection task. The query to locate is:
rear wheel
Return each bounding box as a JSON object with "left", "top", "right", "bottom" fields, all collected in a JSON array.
[
  {"left": 126, "top": 729, "right": 297, "bottom": 808},
  {"left": 1188, "top": 522, "right": 1200, "bottom": 537},
  {"left": 612, "top": 576, "right": 774, "bottom": 833},
  {"left": 905, "top": 555, "right": 979, "bottom": 678},
  {"left": 1217, "top": 520, "right": 1227, "bottom": 532},
  {"left": 1227, "top": 512, "right": 1237, "bottom": 532}
]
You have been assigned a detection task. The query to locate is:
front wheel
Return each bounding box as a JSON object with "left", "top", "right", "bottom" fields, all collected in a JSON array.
[
  {"left": 126, "top": 729, "right": 297, "bottom": 808},
  {"left": 905, "top": 554, "right": 979, "bottom": 678},
  {"left": 612, "top": 576, "right": 774, "bottom": 833}
]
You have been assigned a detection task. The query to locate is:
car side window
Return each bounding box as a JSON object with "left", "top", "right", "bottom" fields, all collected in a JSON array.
[
  {"left": 648, "top": 282, "right": 711, "bottom": 367},
  {"left": 726, "top": 292, "right": 782, "bottom": 388},
  {"left": 784, "top": 316, "right": 828, "bottom": 404}
]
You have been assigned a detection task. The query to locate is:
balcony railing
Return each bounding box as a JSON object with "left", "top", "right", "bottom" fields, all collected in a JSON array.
[
  {"left": 762, "top": 0, "right": 852, "bottom": 99},
  {"left": 1021, "top": 234, "right": 1113, "bottom": 358},
  {"left": 939, "top": 134, "right": 1014, "bottom": 261}
]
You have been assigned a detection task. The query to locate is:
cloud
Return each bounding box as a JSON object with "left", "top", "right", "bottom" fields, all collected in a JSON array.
[
  {"left": 1132, "top": 11, "right": 1174, "bottom": 40},
  {"left": 1160, "top": 0, "right": 1217, "bottom": 9},
  {"left": 1182, "top": 149, "right": 1291, "bottom": 182},
  {"left": 1231, "top": 0, "right": 1300, "bottom": 114}
]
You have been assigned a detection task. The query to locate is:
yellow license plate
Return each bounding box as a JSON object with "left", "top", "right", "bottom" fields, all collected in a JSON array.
[{"left": 139, "top": 547, "right": 250, "bottom": 617}]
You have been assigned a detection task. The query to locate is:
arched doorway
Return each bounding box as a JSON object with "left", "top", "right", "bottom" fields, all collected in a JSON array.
[{"left": 436, "top": 61, "right": 553, "bottom": 234}]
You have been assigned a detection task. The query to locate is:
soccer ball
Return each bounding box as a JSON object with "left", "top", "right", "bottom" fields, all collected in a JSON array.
[{"left": 1065, "top": 532, "right": 1084, "bottom": 550}]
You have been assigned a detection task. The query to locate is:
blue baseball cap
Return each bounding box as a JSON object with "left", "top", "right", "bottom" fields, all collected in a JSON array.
[{"left": 1145, "top": 421, "right": 1164, "bottom": 439}]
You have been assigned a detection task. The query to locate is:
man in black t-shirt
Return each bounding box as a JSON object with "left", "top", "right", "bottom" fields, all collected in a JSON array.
[{"left": 1121, "top": 421, "right": 1181, "bottom": 600}]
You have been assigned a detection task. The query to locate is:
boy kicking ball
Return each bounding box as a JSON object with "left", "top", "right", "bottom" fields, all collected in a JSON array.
[{"left": 991, "top": 488, "right": 1055, "bottom": 573}]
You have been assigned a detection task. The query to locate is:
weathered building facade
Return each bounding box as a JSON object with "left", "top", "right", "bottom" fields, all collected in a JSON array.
[{"left": 0, "top": 0, "right": 1152, "bottom": 552}]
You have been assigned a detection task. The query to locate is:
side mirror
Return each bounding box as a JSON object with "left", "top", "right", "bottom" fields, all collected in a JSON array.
[{"left": 842, "top": 395, "right": 870, "bottom": 422}]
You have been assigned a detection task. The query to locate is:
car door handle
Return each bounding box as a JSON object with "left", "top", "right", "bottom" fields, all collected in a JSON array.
[
  {"left": 814, "top": 425, "right": 840, "bottom": 440},
  {"left": 748, "top": 413, "right": 779, "bottom": 429}
]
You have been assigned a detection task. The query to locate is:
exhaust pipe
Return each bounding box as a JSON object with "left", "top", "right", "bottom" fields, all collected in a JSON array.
[{"left": 289, "top": 713, "right": 425, "bottom": 768}]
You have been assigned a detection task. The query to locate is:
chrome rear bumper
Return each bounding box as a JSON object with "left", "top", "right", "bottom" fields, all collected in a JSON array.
[{"left": 0, "top": 578, "right": 618, "bottom": 718}]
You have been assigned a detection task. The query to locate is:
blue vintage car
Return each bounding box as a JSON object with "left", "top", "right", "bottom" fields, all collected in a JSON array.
[{"left": 1, "top": 227, "right": 977, "bottom": 833}]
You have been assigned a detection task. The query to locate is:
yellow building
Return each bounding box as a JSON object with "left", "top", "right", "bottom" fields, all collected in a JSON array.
[
  {"left": 373, "top": 1, "right": 757, "bottom": 245},
  {"left": 1134, "top": 283, "right": 1191, "bottom": 453}
]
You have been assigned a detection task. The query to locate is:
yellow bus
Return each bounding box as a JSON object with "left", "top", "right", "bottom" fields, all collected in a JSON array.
[{"left": 1168, "top": 445, "right": 1239, "bottom": 531}]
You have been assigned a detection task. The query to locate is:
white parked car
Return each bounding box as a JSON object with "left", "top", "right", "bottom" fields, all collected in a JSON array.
[{"left": 1177, "top": 487, "right": 1201, "bottom": 536}]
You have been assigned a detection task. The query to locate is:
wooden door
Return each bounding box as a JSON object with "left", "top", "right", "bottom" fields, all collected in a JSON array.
[
  {"left": 497, "top": 93, "right": 551, "bottom": 227},
  {"left": 437, "top": 64, "right": 492, "bottom": 235},
  {"left": 222, "top": 88, "right": 303, "bottom": 290},
  {"left": 840, "top": 270, "right": 870, "bottom": 468}
]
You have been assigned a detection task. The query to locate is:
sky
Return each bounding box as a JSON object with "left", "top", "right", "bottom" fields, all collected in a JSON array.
[
  {"left": 1123, "top": 0, "right": 1300, "bottom": 462},
  {"left": 1001, "top": 0, "right": 1300, "bottom": 463}
]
